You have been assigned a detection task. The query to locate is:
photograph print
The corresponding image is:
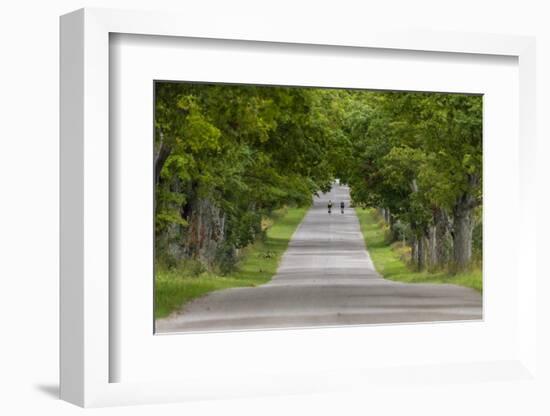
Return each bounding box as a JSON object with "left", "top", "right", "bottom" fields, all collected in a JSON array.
[{"left": 154, "top": 81, "right": 482, "bottom": 333}]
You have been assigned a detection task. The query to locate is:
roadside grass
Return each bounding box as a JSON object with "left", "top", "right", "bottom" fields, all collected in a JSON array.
[
  {"left": 155, "top": 206, "right": 308, "bottom": 319},
  {"left": 355, "top": 208, "right": 482, "bottom": 292}
]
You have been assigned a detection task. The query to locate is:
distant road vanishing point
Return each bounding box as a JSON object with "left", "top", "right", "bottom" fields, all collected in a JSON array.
[{"left": 156, "top": 184, "right": 482, "bottom": 333}]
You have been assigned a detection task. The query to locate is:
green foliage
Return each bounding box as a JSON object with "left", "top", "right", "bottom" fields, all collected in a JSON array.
[
  {"left": 344, "top": 92, "right": 482, "bottom": 214},
  {"left": 155, "top": 82, "right": 345, "bottom": 268}
]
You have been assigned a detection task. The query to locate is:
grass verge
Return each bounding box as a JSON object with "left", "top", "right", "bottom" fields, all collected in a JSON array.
[
  {"left": 355, "top": 208, "right": 482, "bottom": 292},
  {"left": 155, "top": 206, "right": 308, "bottom": 319}
]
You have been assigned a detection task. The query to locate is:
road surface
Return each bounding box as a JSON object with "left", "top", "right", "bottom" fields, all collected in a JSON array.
[{"left": 156, "top": 184, "right": 482, "bottom": 333}]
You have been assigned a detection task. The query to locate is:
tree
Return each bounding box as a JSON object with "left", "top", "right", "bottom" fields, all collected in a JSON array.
[
  {"left": 154, "top": 83, "right": 346, "bottom": 271},
  {"left": 343, "top": 91, "right": 482, "bottom": 272},
  {"left": 154, "top": 83, "right": 482, "bottom": 275}
]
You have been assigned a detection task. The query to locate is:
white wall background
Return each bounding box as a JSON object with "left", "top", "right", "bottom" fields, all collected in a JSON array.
[{"left": 1, "top": 1, "right": 548, "bottom": 415}]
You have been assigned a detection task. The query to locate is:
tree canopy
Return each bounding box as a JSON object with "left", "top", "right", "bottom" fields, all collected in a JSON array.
[{"left": 155, "top": 82, "right": 482, "bottom": 273}]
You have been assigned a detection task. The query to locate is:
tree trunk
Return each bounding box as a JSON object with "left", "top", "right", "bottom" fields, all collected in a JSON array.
[
  {"left": 427, "top": 224, "right": 437, "bottom": 269},
  {"left": 411, "top": 236, "right": 418, "bottom": 268},
  {"left": 184, "top": 197, "right": 227, "bottom": 267},
  {"left": 435, "top": 208, "right": 451, "bottom": 267},
  {"left": 416, "top": 237, "right": 425, "bottom": 272},
  {"left": 384, "top": 208, "right": 391, "bottom": 224},
  {"left": 451, "top": 175, "right": 480, "bottom": 271},
  {"left": 154, "top": 142, "right": 172, "bottom": 186},
  {"left": 452, "top": 203, "right": 473, "bottom": 271},
  {"left": 379, "top": 208, "right": 387, "bottom": 223},
  {"left": 422, "top": 234, "right": 430, "bottom": 271},
  {"left": 154, "top": 129, "right": 172, "bottom": 186},
  {"left": 417, "top": 234, "right": 426, "bottom": 271}
]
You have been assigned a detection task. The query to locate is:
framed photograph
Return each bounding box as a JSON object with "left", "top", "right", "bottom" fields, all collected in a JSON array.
[
  {"left": 151, "top": 80, "right": 483, "bottom": 335},
  {"left": 60, "top": 8, "right": 537, "bottom": 407}
]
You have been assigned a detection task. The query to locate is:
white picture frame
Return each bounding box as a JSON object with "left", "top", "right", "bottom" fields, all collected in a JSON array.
[{"left": 60, "top": 7, "right": 537, "bottom": 408}]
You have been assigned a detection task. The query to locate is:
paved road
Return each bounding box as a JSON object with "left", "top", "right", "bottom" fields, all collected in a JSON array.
[{"left": 156, "top": 184, "right": 482, "bottom": 333}]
